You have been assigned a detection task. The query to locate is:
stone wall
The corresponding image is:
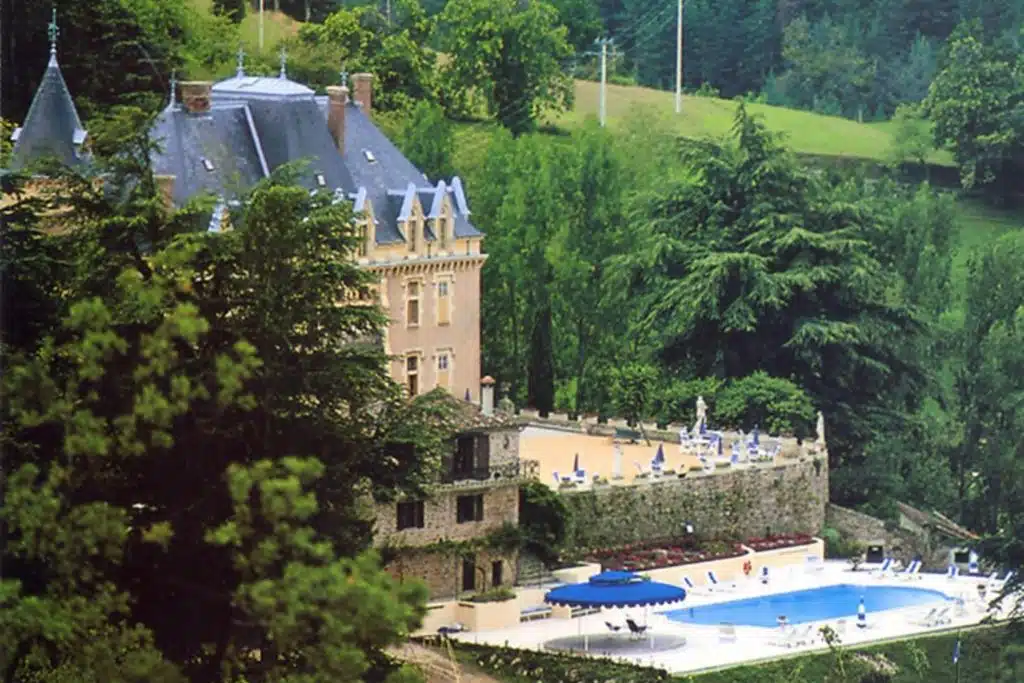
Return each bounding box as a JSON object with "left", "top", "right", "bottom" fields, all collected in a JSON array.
[
  {"left": 374, "top": 483, "right": 519, "bottom": 547},
  {"left": 487, "top": 428, "right": 519, "bottom": 467},
  {"left": 562, "top": 458, "right": 828, "bottom": 550},
  {"left": 386, "top": 548, "right": 518, "bottom": 600},
  {"left": 826, "top": 503, "right": 950, "bottom": 567}
]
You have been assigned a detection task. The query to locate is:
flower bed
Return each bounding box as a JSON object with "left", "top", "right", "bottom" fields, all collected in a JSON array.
[
  {"left": 583, "top": 538, "right": 745, "bottom": 572},
  {"left": 745, "top": 533, "right": 815, "bottom": 552}
]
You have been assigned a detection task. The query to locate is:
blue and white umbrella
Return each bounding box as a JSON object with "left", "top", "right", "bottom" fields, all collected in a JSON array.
[
  {"left": 653, "top": 444, "right": 665, "bottom": 465},
  {"left": 752, "top": 425, "right": 760, "bottom": 446},
  {"left": 857, "top": 597, "right": 867, "bottom": 628},
  {"left": 699, "top": 419, "right": 707, "bottom": 436},
  {"left": 573, "top": 453, "right": 580, "bottom": 473}
]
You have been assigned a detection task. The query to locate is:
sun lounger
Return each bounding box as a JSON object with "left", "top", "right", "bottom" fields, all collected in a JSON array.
[
  {"left": 718, "top": 623, "right": 737, "bottom": 643},
  {"left": 605, "top": 620, "right": 622, "bottom": 633},
  {"left": 946, "top": 565, "right": 959, "bottom": 580},
  {"left": 706, "top": 570, "right": 736, "bottom": 591},
  {"left": 897, "top": 559, "right": 922, "bottom": 580},
  {"left": 873, "top": 558, "right": 894, "bottom": 577},
  {"left": 625, "top": 618, "right": 648, "bottom": 639},
  {"left": 758, "top": 566, "right": 770, "bottom": 584},
  {"left": 926, "top": 606, "right": 952, "bottom": 627},
  {"left": 777, "top": 624, "right": 813, "bottom": 648}
]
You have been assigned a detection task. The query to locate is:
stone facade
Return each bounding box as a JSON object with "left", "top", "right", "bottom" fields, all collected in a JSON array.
[
  {"left": 486, "top": 428, "right": 520, "bottom": 468},
  {"left": 386, "top": 547, "right": 518, "bottom": 600},
  {"left": 562, "top": 457, "right": 829, "bottom": 550},
  {"left": 374, "top": 483, "right": 520, "bottom": 546}
]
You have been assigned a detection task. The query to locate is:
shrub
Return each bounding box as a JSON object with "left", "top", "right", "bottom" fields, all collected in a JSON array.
[
  {"left": 715, "top": 372, "right": 816, "bottom": 438},
  {"left": 447, "top": 642, "right": 673, "bottom": 682},
  {"left": 468, "top": 586, "right": 516, "bottom": 603}
]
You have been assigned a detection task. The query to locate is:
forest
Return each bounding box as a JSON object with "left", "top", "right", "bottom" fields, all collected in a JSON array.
[{"left": 5, "top": 0, "right": 1024, "bottom": 680}]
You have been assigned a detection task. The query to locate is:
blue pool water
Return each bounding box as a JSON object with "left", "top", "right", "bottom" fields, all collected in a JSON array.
[{"left": 665, "top": 584, "right": 951, "bottom": 628}]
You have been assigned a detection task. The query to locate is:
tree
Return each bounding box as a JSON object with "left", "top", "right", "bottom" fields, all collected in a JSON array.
[
  {"left": 518, "top": 480, "right": 571, "bottom": 565},
  {"left": 293, "top": 0, "right": 438, "bottom": 109},
  {"left": 612, "top": 105, "right": 925, "bottom": 503},
  {"left": 923, "top": 21, "right": 1024, "bottom": 202},
  {"left": 212, "top": 0, "right": 245, "bottom": 22},
  {"left": 2, "top": 113, "right": 459, "bottom": 680},
  {"left": 886, "top": 103, "right": 935, "bottom": 170},
  {"left": 397, "top": 100, "right": 455, "bottom": 181},
  {"left": 610, "top": 362, "right": 658, "bottom": 429},
  {"left": 437, "top": 0, "right": 574, "bottom": 134}
]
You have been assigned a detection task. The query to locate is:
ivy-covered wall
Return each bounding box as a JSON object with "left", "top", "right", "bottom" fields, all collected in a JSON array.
[{"left": 562, "top": 458, "right": 829, "bottom": 550}]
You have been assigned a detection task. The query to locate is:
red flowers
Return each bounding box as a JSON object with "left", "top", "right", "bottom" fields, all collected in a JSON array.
[{"left": 745, "top": 533, "right": 814, "bottom": 552}]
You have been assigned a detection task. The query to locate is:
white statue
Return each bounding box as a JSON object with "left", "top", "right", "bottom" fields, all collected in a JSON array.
[
  {"left": 694, "top": 395, "right": 708, "bottom": 434},
  {"left": 816, "top": 411, "right": 826, "bottom": 447}
]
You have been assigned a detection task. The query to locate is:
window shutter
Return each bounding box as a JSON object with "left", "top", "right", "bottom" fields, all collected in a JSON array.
[{"left": 475, "top": 434, "right": 490, "bottom": 472}]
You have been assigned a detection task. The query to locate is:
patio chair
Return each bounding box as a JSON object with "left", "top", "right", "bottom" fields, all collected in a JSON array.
[
  {"left": 706, "top": 570, "right": 736, "bottom": 591},
  {"left": 897, "top": 559, "right": 922, "bottom": 580},
  {"left": 574, "top": 469, "right": 587, "bottom": 485},
  {"left": 873, "top": 557, "right": 894, "bottom": 577},
  {"left": 625, "top": 618, "right": 648, "bottom": 639},
  {"left": 758, "top": 566, "right": 770, "bottom": 585},
  {"left": 552, "top": 471, "right": 560, "bottom": 485},
  {"left": 927, "top": 606, "right": 952, "bottom": 627},
  {"left": 946, "top": 564, "right": 959, "bottom": 580},
  {"left": 913, "top": 607, "right": 938, "bottom": 626}
]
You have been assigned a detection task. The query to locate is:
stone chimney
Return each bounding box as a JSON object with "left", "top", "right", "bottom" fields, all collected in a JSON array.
[
  {"left": 179, "top": 81, "right": 212, "bottom": 114},
  {"left": 352, "top": 73, "right": 373, "bottom": 115},
  {"left": 154, "top": 175, "right": 176, "bottom": 210},
  {"left": 326, "top": 85, "right": 349, "bottom": 154},
  {"left": 481, "top": 376, "right": 496, "bottom": 416}
]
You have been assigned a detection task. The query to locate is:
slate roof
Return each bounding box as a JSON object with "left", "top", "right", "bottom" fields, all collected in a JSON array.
[
  {"left": 341, "top": 105, "right": 482, "bottom": 245},
  {"left": 150, "top": 103, "right": 267, "bottom": 206},
  {"left": 10, "top": 50, "right": 87, "bottom": 171},
  {"left": 213, "top": 76, "right": 355, "bottom": 193}
]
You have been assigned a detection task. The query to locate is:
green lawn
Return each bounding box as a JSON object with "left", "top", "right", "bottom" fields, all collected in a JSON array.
[
  {"left": 557, "top": 80, "right": 954, "bottom": 166},
  {"left": 953, "top": 200, "right": 1024, "bottom": 282}
]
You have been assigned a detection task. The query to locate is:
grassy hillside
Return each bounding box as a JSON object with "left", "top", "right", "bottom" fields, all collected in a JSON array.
[
  {"left": 559, "top": 80, "right": 954, "bottom": 166},
  {"left": 189, "top": 0, "right": 299, "bottom": 52}
]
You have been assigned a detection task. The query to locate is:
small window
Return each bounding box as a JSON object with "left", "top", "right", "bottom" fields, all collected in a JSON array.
[
  {"left": 406, "top": 354, "right": 419, "bottom": 396},
  {"left": 201, "top": 158, "right": 215, "bottom": 172},
  {"left": 436, "top": 351, "right": 451, "bottom": 389},
  {"left": 363, "top": 149, "right": 377, "bottom": 163},
  {"left": 315, "top": 173, "right": 326, "bottom": 187},
  {"left": 438, "top": 218, "right": 448, "bottom": 249},
  {"left": 396, "top": 500, "right": 425, "bottom": 530},
  {"left": 456, "top": 494, "right": 484, "bottom": 523},
  {"left": 437, "top": 280, "right": 451, "bottom": 326},
  {"left": 406, "top": 282, "right": 420, "bottom": 327},
  {"left": 408, "top": 220, "right": 417, "bottom": 252}
]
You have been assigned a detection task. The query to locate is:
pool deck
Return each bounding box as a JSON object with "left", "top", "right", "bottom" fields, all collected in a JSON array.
[{"left": 449, "top": 561, "right": 1013, "bottom": 675}]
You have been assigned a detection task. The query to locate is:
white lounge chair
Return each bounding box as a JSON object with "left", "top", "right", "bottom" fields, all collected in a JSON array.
[
  {"left": 706, "top": 570, "right": 736, "bottom": 591},
  {"left": 758, "top": 566, "right": 770, "bottom": 584},
  {"left": 778, "top": 624, "right": 814, "bottom": 648},
  {"left": 926, "top": 606, "right": 952, "bottom": 627},
  {"left": 873, "top": 557, "right": 894, "bottom": 577},
  {"left": 946, "top": 564, "right": 959, "bottom": 580},
  {"left": 914, "top": 607, "right": 938, "bottom": 626},
  {"left": 897, "top": 559, "right": 922, "bottom": 580},
  {"left": 718, "top": 623, "right": 738, "bottom": 643}
]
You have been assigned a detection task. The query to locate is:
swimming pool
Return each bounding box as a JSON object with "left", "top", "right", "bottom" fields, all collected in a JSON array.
[{"left": 665, "top": 584, "right": 951, "bottom": 628}]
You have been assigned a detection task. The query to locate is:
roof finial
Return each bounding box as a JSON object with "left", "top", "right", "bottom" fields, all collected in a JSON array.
[
  {"left": 236, "top": 45, "right": 246, "bottom": 78},
  {"left": 47, "top": 7, "right": 59, "bottom": 59},
  {"left": 169, "top": 69, "right": 177, "bottom": 106},
  {"left": 278, "top": 46, "right": 288, "bottom": 79}
]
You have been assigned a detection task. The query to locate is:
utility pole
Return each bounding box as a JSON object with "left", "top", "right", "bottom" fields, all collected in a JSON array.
[
  {"left": 259, "top": 0, "right": 265, "bottom": 52},
  {"left": 675, "top": 0, "right": 683, "bottom": 114},
  {"left": 595, "top": 37, "right": 613, "bottom": 127}
]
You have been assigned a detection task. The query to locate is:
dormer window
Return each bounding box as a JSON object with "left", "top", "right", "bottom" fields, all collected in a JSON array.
[
  {"left": 363, "top": 149, "right": 377, "bottom": 164},
  {"left": 315, "top": 173, "right": 326, "bottom": 187},
  {"left": 202, "top": 158, "right": 215, "bottom": 172}
]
